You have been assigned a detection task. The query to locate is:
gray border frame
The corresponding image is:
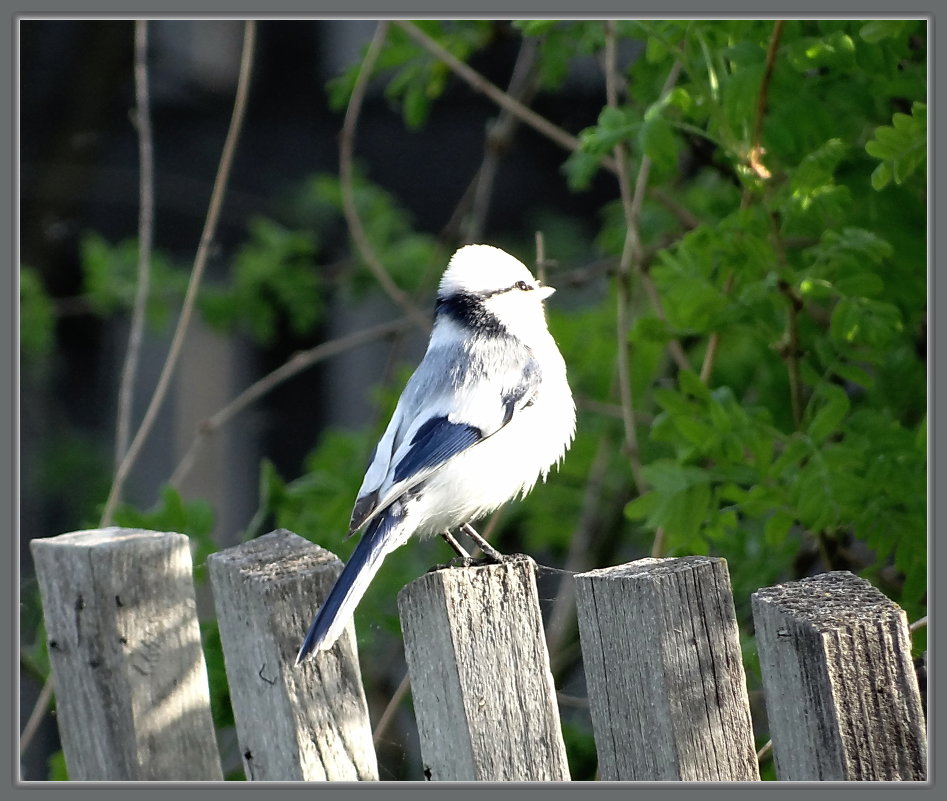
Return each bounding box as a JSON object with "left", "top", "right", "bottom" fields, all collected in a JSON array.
[{"left": 8, "top": 5, "right": 939, "bottom": 799}]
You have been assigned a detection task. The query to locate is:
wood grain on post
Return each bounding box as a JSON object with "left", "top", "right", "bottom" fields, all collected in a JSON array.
[
  {"left": 30, "top": 528, "right": 223, "bottom": 780},
  {"left": 207, "top": 529, "right": 377, "bottom": 781},
  {"left": 575, "top": 556, "right": 759, "bottom": 781},
  {"left": 398, "top": 556, "right": 570, "bottom": 781},
  {"left": 752, "top": 571, "right": 927, "bottom": 781}
]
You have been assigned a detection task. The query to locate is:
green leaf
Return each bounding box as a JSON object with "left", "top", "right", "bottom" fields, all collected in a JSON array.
[
  {"left": 48, "top": 749, "right": 69, "bottom": 780},
  {"left": 624, "top": 491, "right": 660, "bottom": 520},
  {"left": 830, "top": 296, "right": 904, "bottom": 350},
  {"left": 513, "top": 20, "right": 559, "bottom": 37},
  {"left": 200, "top": 217, "right": 323, "bottom": 345},
  {"left": 832, "top": 361, "right": 875, "bottom": 390},
  {"left": 678, "top": 369, "right": 711, "bottom": 401},
  {"left": 562, "top": 149, "right": 603, "bottom": 192},
  {"left": 639, "top": 113, "right": 680, "bottom": 174},
  {"left": 20, "top": 267, "right": 55, "bottom": 361},
  {"left": 859, "top": 20, "right": 911, "bottom": 44},
  {"left": 807, "top": 384, "right": 851, "bottom": 444},
  {"left": 629, "top": 315, "right": 676, "bottom": 344},
  {"left": 642, "top": 460, "right": 712, "bottom": 494},
  {"left": 764, "top": 509, "right": 794, "bottom": 546},
  {"left": 865, "top": 102, "right": 926, "bottom": 189}
]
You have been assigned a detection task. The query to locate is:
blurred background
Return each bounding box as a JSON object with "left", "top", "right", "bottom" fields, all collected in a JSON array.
[{"left": 19, "top": 19, "right": 927, "bottom": 781}]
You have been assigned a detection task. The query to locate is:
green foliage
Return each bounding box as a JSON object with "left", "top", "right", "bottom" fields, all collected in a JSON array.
[
  {"left": 560, "top": 718, "right": 599, "bottom": 780},
  {"left": 48, "top": 749, "right": 69, "bottom": 781},
  {"left": 515, "top": 21, "right": 609, "bottom": 90},
  {"left": 20, "top": 267, "right": 55, "bottom": 363},
  {"left": 112, "top": 485, "right": 216, "bottom": 581},
  {"left": 200, "top": 218, "right": 323, "bottom": 345},
  {"left": 200, "top": 619, "right": 237, "bottom": 737},
  {"left": 603, "top": 19, "right": 926, "bottom": 625},
  {"left": 865, "top": 101, "right": 927, "bottom": 189},
  {"left": 35, "top": 428, "right": 113, "bottom": 530},
  {"left": 293, "top": 171, "right": 443, "bottom": 296},
  {"left": 327, "top": 21, "right": 494, "bottom": 128},
  {"left": 80, "top": 232, "right": 187, "bottom": 329}
]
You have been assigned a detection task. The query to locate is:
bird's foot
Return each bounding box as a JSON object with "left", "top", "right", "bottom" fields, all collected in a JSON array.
[
  {"left": 460, "top": 522, "right": 504, "bottom": 563},
  {"left": 427, "top": 552, "right": 530, "bottom": 574}
]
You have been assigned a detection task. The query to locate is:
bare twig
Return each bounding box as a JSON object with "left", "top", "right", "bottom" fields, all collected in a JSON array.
[
  {"left": 462, "top": 35, "right": 541, "bottom": 242},
  {"left": 19, "top": 675, "right": 54, "bottom": 761},
  {"left": 648, "top": 186, "right": 701, "bottom": 231},
  {"left": 699, "top": 271, "right": 735, "bottom": 384},
  {"left": 649, "top": 527, "right": 668, "bottom": 558},
  {"left": 339, "top": 21, "right": 429, "bottom": 332},
  {"left": 757, "top": 738, "right": 773, "bottom": 763},
  {"left": 909, "top": 615, "right": 928, "bottom": 633},
  {"left": 394, "top": 21, "right": 619, "bottom": 175},
  {"left": 114, "top": 20, "right": 155, "bottom": 468},
  {"left": 604, "top": 23, "right": 687, "bottom": 555},
  {"left": 100, "top": 21, "right": 257, "bottom": 525},
  {"left": 779, "top": 279, "right": 803, "bottom": 429},
  {"left": 373, "top": 670, "right": 411, "bottom": 745},
  {"left": 556, "top": 691, "right": 590, "bottom": 709},
  {"left": 169, "top": 316, "right": 415, "bottom": 488},
  {"left": 546, "top": 432, "right": 614, "bottom": 666},
  {"left": 748, "top": 20, "right": 785, "bottom": 180},
  {"left": 605, "top": 22, "right": 651, "bottom": 495}
]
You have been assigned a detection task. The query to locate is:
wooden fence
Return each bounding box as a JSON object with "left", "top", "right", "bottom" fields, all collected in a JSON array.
[{"left": 29, "top": 527, "right": 927, "bottom": 782}]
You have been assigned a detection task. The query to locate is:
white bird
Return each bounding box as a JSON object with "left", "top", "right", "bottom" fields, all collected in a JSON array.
[{"left": 296, "top": 244, "right": 575, "bottom": 663}]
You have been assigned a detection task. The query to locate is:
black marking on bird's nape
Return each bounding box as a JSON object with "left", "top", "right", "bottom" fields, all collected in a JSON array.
[{"left": 436, "top": 291, "right": 505, "bottom": 335}]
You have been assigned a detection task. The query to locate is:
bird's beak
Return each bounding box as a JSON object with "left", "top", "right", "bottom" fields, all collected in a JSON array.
[{"left": 537, "top": 285, "right": 556, "bottom": 300}]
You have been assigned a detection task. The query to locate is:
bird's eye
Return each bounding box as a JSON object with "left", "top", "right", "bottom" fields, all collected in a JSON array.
[{"left": 515, "top": 280, "right": 532, "bottom": 291}]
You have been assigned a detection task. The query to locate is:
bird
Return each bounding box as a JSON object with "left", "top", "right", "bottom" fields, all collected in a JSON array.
[{"left": 295, "top": 244, "right": 575, "bottom": 664}]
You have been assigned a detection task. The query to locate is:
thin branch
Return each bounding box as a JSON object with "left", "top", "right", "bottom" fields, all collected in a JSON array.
[
  {"left": 909, "top": 615, "right": 928, "bottom": 633},
  {"left": 777, "top": 271, "right": 804, "bottom": 429},
  {"left": 19, "top": 675, "right": 54, "bottom": 761},
  {"left": 757, "top": 738, "right": 773, "bottom": 763},
  {"left": 339, "top": 21, "right": 429, "bottom": 332},
  {"left": 462, "top": 35, "right": 541, "bottom": 242},
  {"left": 605, "top": 23, "right": 688, "bottom": 556},
  {"left": 169, "top": 317, "right": 414, "bottom": 488},
  {"left": 650, "top": 526, "right": 668, "bottom": 558},
  {"left": 546, "top": 431, "right": 614, "bottom": 666},
  {"left": 748, "top": 20, "right": 785, "bottom": 180},
  {"left": 394, "top": 21, "right": 619, "bottom": 175},
  {"left": 648, "top": 186, "right": 701, "bottom": 231},
  {"left": 699, "top": 271, "right": 735, "bottom": 384},
  {"left": 100, "top": 21, "right": 257, "bottom": 525},
  {"left": 373, "top": 670, "right": 411, "bottom": 745},
  {"left": 556, "top": 691, "right": 590, "bottom": 709},
  {"left": 114, "top": 20, "right": 155, "bottom": 468},
  {"left": 534, "top": 230, "right": 550, "bottom": 284},
  {"left": 632, "top": 63, "right": 691, "bottom": 375},
  {"left": 605, "top": 22, "right": 654, "bottom": 495}
]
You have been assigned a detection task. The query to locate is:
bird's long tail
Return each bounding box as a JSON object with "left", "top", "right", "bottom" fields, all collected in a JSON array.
[{"left": 295, "top": 510, "right": 400, "bottom": 664}]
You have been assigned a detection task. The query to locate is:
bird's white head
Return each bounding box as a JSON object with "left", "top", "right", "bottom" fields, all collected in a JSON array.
[{"left": 437, "top": 244, "right": 555, "bottom": 343}]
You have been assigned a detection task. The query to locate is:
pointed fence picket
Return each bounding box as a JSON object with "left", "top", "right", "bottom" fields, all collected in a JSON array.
[{"left": 29, "top": 527, "right": 927, "bottom": 782}]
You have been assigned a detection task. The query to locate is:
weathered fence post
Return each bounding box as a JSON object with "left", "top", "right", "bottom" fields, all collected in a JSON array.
[
  {"left": 398, "top": 556, "right": 570, "bottom": 781},
  {"left": 207, "top": 529, "right": 377, "bottom": 781},
  {"left": 752, "top": 571, "right": 927, "bottom": 780},
  {"left": 30, "top": 528, "right": 223, "bottom": 780},
  {"left": 575, "top": 556, "right": 759, "bottom": 781}
]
